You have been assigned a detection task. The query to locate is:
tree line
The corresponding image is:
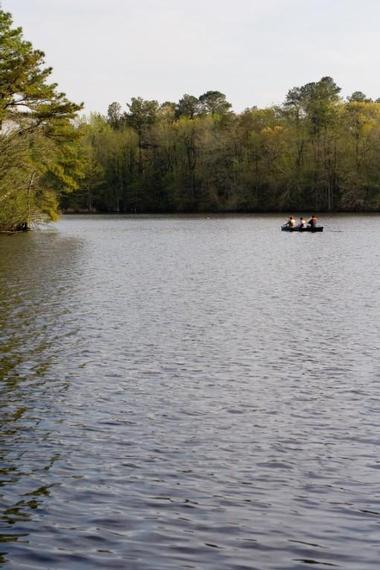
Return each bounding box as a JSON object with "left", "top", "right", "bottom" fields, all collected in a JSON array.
[
  {"left": 1, "top": 8, "right": 380, "bottom": 232},
  {"left": 66, "top": 82, "right": 380, "bottom": 214}
]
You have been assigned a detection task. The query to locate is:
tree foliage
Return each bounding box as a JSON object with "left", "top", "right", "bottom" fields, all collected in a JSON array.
[
  {"left": 2, "top": 6, "right": 380, "bottom": 224},
  {"left": 0, "top": 9, "right": 83, "bottom": 231},
  {"left": 67, "top": 79, "right": 380, "bottom": 214}
]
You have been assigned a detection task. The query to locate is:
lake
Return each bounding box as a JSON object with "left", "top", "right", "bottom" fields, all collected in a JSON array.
[{"left": 0, "top": 214, "right": 379, "bottom": 569}]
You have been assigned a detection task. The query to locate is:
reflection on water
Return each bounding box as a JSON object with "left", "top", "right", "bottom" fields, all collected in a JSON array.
[
  {"left": 0, "top": 215, "right": 380, "bottom": 569},
  {"left": 0, "top": 231, "right": 83, "bottom": 566}
]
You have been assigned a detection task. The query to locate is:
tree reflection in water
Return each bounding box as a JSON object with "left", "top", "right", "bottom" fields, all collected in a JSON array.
[{"left": 0, "top": 231, "right": 83, "bottom": 564}]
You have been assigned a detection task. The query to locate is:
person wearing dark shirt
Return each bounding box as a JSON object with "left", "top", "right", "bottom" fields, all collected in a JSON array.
[{"left": 308, "top": 215, "right": 318, "bottom": 227}]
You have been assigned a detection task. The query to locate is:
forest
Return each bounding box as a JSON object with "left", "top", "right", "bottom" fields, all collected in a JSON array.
[
  {"left": 70, "top": 85, "right": 380, "bottom": 214},
  {"left": 1, "top": 8, "right": 380, "bottom": 231}
]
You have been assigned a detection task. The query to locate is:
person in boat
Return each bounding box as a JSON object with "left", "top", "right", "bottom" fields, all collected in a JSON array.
[
  {"left": 307, "top": 215, "right": 318, "bottom": 228},
  {"left": 286, "top": 216, "right": 296, "bottom": 228},
  {"left": 299, "top": 217, "right": 307, "bottom": 229}
]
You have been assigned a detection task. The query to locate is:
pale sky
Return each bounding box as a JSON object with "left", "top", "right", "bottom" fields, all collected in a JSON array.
[{"left": 4, "top": 0, "right": 380, "bottom": 114}]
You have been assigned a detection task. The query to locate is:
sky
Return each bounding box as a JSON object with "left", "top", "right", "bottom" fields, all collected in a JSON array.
[{"left": 4, "top": 0, "right": 380, "bottom": 114}]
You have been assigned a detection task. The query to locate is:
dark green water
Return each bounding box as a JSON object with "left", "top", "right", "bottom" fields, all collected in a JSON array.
[{"left": 1, "top": 215, "right": 379, "bottom": 569}]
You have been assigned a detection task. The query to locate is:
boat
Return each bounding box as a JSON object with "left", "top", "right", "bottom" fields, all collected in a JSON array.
[{"left": 281, "top": 225, "right": 323, "bottom": 232}]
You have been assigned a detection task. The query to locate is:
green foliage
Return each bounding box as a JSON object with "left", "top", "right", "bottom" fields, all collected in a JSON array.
[
  {"left": 69, "top": 82, "right": 380, "bottom": 214},
  {"left": 176, "top": 94, "right": 201, "bottom": 119},
  {"left": 198, "top": 91, "right": 232, "bottom": 116},
  {"left": 0, "top": 9, "right": 83, "bottom": 231},
  {"left": 348, "top": 91, "right": 372, "bottom": 103},
  {"left": 2, "top": 8, "right": 379, "bottom": 222},
  {"left": 107, "top": 102, "right": 122, "bottom": 129},
  {"left": 125, "top": 97, "right": 159, "bottom": 133}
]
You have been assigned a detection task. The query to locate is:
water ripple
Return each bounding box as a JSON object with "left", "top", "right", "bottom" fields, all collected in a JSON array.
[{"left": 1, "top": 215, "right": 379, "bottom": 568}]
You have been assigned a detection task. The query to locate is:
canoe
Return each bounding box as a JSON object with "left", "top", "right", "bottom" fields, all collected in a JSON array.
[{"left": 281, "top": 225, "right": 323, "bottom": 232}]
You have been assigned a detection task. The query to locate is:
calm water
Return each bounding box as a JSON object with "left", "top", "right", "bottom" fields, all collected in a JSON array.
[{"left": 0, "top": 215, "right": 379, "bottom": 569}]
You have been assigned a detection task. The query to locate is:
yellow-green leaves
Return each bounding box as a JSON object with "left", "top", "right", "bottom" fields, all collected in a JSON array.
[{"left": 0, "top": 8, "right": 83, "bottom": 230}]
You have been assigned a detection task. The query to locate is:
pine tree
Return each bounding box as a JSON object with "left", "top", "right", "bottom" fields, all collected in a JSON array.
[{"left": 0, "top": 9, "right": 83, "bottom": 231}]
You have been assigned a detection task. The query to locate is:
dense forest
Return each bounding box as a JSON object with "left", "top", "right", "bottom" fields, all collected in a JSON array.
[
  {"left": 69, "top": 85, "right": 380, "bottom": 214},
  {"left": 1, "top": 8, "right": 380, "bottom": 232}
]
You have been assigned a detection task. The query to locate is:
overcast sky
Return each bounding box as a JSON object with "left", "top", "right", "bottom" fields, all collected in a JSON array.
[{"left": 4, "top": 0, "right": 380, "bottom": 114}]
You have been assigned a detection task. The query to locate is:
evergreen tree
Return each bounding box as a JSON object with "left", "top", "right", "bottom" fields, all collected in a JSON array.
[{"left": 0, "top": 9, "right": 83, "bottom": 231}]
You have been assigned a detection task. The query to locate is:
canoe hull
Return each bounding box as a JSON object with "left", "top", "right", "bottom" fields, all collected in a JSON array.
[{"left": 281, "top": 226, "right": 323, "bottom": 232}]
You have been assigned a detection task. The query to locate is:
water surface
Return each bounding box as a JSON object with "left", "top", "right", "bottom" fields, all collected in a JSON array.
[{"left": 1, "top": 215, "right": 379, "bottom": 569}]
